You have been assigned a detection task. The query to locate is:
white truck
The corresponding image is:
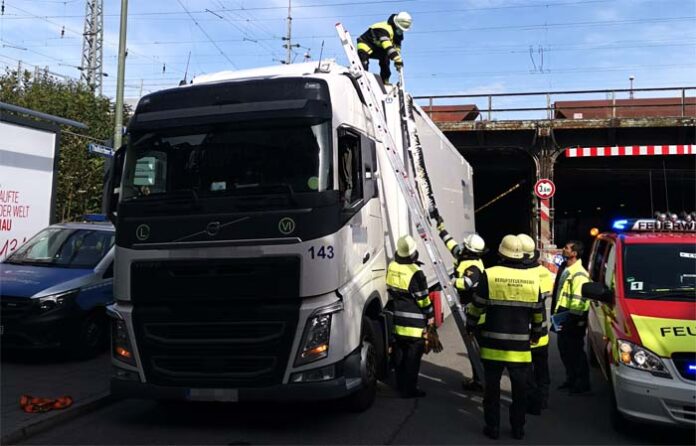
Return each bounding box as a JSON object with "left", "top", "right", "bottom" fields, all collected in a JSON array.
[{"left": 105, "top": 60, "right": 474, "bottom": 410}]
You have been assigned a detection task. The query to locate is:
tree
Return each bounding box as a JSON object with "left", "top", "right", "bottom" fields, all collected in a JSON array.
[{"left": 1, "top": 69, "right": 127, "bottom": 222}]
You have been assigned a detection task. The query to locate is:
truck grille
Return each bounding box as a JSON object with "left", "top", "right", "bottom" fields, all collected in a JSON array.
[
  {"left": 671, "top": 352, "right": 696, "bottom": 381},
  {"left": 130, "top": 257, "right": 301, "bottom": 388}
]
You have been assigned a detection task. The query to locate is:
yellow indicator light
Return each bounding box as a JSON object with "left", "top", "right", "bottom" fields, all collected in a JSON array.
[
  {"left": 590, "top": 227, "right": 600, "bottom": 237},
  {"left": 620, "top": 352, "right": 631, "bottom": 364},
  {"left": 116, "top": 346, "right": 132, "bottom": 359},
  {"left": 302, "top": 344, "right": 328, "bottom": 358}
]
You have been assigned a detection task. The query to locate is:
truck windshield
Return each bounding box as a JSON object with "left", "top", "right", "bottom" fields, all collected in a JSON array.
[
  {"left": 4, "top": 227, "right": 114, "bottom": 269},
  {"left": 623, "top": 243, "right": 696, "bottom": 300},
  {"left": 121, "top": 121, "right": 332, "bottom": 202}
]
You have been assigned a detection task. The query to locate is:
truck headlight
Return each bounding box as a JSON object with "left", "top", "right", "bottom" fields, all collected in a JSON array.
[
  {"left": 617, "top": 339, "right": 671, "bottom": 378},
  {"left": 36, "top": 289, "right": 79, "bottom": 313},
  {"left": 107, "top": 306, "right": 136, "bottom": 366},
  {"left": 295, "top": 300, "right": 343, "bottom": 367}
]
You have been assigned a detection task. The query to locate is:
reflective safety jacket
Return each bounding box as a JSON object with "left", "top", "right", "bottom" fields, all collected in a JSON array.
[
  {"left": 530, "top": 264, "right": 554, "bottom": 349},
  {"left": 553, "top": 260, "right": 590, "bottom": 322},
  {"left": 466, "top": 263, "right": 544, "bottom": 363},
  {"left": 357, "top": 20, "right": 403, "bottom": 64},
  {"left": 386, "top": 259, "right": 433, "bottom": 339}
]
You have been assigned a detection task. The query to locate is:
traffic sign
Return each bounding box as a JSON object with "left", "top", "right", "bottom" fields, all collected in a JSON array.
[
  {"left": 534, "top": 178, "right": 555, "bottom": 199},
  {"left": 88, "top": 143, "right": 114, "bottom": 158}
]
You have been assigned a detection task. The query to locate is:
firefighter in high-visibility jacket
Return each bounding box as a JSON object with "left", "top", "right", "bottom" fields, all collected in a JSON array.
[
  {"left": 517, "top": 234, "right": 554, "bottom": 414},
  {"left": 436, "top": 216, "right": 487, "bottom": 390},
  {"left": 552, "top": 240, "right": 592, "bottom": 394},
  {"left": 386, "top": 235, "right": 434, "bottom": 398},
  {"left": 357, "top": 12, "right": 412, "bottom": 85},
  {"left": 466, "top": 235, "right": 544, "bottom": 440}
]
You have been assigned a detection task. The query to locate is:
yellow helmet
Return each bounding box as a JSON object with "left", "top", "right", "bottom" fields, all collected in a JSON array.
[
  {"left": 463, "top": 233, "right": 486, "bottom": 254},
  {"left": 498, "top": 234, "right": 524, "bottom": 260},
  {"left": 397, "top": 235, "right": 417, "bottom": 258},
  {"left": 517, "top": 233, "right": 536, "bottom": 257}
]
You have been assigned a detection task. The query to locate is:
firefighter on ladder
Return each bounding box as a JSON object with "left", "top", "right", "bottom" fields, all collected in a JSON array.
[
  {"left": 386, "top": 235, "right": 434, "bottom": 398},
  {"left": 435, "top": 215, "right": 487, "bottom": 391},
  {"left": 357, "top": 12, "right": 412, "bottom": 85},
  {"left": 517, "top": 234, "right": 554, "bottom": 415},
  {"left": 466, "top": 235, "right": 544, "bottom": 440}
]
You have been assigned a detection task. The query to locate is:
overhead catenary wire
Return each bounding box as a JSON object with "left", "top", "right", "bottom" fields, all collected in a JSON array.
[{"left": 176, "top": 0, "right": 236, "bottom": 69}]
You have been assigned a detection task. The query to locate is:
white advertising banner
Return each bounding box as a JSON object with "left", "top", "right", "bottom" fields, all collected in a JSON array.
[{"left": 0, "top": 120, "right": 57, "bottom": 261}]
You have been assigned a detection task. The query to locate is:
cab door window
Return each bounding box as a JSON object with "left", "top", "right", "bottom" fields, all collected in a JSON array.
[
  {"left": 589, "top": 238, "right": 609, "bottom": 282},
  {"left": 604, "top": 243, "right": 617, "bottom": 292},
  {"left": 337, "top": 129, "right": 363, "bottom": 207}
]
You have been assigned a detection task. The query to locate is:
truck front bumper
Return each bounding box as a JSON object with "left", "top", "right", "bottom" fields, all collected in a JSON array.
[{"left": 612, "top": 363, "right": 696, "bottom": 427}]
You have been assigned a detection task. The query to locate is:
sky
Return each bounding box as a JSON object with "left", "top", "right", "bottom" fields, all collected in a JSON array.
[{"left": 1, "top": 0, "right": 694, "bottom": 115}]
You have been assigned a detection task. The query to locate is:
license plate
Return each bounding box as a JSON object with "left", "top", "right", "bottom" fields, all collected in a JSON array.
[{"left": 186, "top": 388, "right": 238, "bottom": 402}]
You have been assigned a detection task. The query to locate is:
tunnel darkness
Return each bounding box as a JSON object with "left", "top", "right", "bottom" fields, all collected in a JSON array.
[
  {"left": 554, "top": 155, "right": 696, "bottom": 255},
  {"left": 459, "top": 147, "right": 536, "bottom": 265}
]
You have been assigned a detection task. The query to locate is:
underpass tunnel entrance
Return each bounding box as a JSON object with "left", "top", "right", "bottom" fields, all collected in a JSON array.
[
  {"left": 461, "top": 147, "right": 536, "bottom": 265},
  {"left": 554, "top": 155, "right": 696, "bottom": 260}
]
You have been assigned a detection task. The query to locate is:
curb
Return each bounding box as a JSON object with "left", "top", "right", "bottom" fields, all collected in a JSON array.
[{"left": 2, "top": 392, "right": 116, "bottom": 445}]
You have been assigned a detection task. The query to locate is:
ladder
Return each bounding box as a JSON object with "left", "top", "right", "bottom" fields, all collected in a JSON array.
[{"left": 336, "top": 23, "right": 485, "bottom": 384}]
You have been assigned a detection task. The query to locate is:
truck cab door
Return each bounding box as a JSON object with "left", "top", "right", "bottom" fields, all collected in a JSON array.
[{"left": 587, "top": 238, "right": 609, "bottom": 367}]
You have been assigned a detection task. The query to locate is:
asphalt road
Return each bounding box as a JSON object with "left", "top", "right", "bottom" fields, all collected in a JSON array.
[{"left": 15, "top": 317, "right": 695, "bottom": 445}]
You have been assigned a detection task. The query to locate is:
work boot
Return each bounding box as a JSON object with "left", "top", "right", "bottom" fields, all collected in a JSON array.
[
  {"left": 401, "top": 388, "right": 426, "bottom": 398},
  {"left": 557, "top": 381, "right": 573, "bottom": 390},
  {"left": 570, "top": 384, "right": 591, "bottom": 395},
  {"left": 483, "top": 426, "right": 500, "bottom": 440},
  {"left": 540, "top": 399, "right": 548, "bottom": 410},
  {"left": 461, "top": 378, "right": 484, "bottom": 392},
  {"left": 526, "top": 404, "right": 541, "bottom": 416},
  {"left": 511, "top": 427, "right": 525, "bottom": 440}
]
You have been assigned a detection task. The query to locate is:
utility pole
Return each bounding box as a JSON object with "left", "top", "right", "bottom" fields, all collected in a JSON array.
[
  {"left": 629, "top": 75, "right": 635, "bottom": 99},
  {"left": 80, "top": 0, "right": 104, "bottom": 95},
  {"left": 113, "top": 0, "right": 128, "bottom": 149},
  {"left": 281, "top": 0, "right": 300, "bottom": 64}
]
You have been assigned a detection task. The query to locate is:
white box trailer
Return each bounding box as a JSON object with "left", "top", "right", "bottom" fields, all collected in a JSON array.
[{"left": 106, "top": 61, "right": 474, "bottom": 410}]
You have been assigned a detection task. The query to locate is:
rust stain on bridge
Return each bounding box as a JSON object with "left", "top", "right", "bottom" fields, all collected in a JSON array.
[{"left": 435, "top": 117, "right": 696, "bottom": 132}]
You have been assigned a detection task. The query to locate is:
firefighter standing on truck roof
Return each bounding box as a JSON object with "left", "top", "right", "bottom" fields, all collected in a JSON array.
[
  {"left": 517, "top": 233, "right": 554, "bottom": 415},
  {"left": 466, "top": 235, "right": 544, "bottom": 440},
  {"left": 357, "top": 12, "right": 412, "bottom": 85},
  {"left": 387, "top": 235, "right": 434, "bottom": 398},
  {"left": 552, "top": 240, "right": 592, "bottom": 394},
  {"left": 435, "top": 214, "right": 487, "bottom": 391}
]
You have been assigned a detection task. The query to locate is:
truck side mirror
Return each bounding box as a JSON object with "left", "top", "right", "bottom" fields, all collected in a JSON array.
[
  {"left": 103, "top": 146, "right": 125, "bottom": 224},
  {"left": 582, "top": 282, "right": 613, "bottom": 304}
]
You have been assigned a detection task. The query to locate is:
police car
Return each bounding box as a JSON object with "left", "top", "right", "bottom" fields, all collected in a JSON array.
[
  {"left": 0, "top": 216, "right": 115, "bottom": 357},
  {"left": 582, "top": 213, "right": 696, "bottom": 428}
]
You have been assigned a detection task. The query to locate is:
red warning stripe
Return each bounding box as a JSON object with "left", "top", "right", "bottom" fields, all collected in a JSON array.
[{"left": 565, "top": 144, "right": 696, "bottom": 158}]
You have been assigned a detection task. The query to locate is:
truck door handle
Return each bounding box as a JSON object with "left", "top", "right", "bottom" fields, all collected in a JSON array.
[{"left": 363, "top": 252, "right": 370, "bottom": 264}]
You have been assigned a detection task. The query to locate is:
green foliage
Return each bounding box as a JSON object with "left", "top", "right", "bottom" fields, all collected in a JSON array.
[{"left": 1, "top": 69, "right": 126, "bottom": 222}]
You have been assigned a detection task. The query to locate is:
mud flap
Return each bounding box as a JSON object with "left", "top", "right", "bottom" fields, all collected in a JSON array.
[{"left": 381, "top": 309, "right": 395, "bottom": 377}]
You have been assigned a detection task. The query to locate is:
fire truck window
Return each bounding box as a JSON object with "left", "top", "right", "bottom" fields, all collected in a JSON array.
[
  {"left": 590, "top": 239, "right": 608, "bottom": 282},
  {"left": 604, "top": 244, "right": 616, "bottom": 291},
  {"left": 338, "top": 132, "right": 362, "bottom": 207}
]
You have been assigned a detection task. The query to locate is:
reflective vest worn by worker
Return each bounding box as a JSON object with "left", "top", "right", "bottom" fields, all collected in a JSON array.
[
  {"left": 386, "top": 261, "right": 433, "bottom": 339},
  {"left": 357, "top": 21, "right": 403, "bottom": 65},
  {"left": 530, "top": 264, "right": 555, "bottom": 349},
  {"left": 467, "top": 265, "right": 544, "bottom": 362},
  {"left": 553, "top": 260, "right": 590, "bottom": 319}
]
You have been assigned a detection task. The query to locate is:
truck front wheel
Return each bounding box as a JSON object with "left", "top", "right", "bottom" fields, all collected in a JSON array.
[{"left": 343, "top": 319, "right": 379, "bottom": 412}]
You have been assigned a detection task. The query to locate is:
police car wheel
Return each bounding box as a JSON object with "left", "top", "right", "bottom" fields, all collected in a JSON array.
[
  {"left": 344, "top": 318, "right": 378, "bottom": 412},
  {"left": 71, "top": 312, "right": 107, "bottom": 358}
]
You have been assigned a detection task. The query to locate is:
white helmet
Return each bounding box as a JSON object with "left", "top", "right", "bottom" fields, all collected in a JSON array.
[
  {"left": 463, "top": 233, "right": 486, "bottom": 254},
  {"left": 498, "top": 234, "right": 524, "bottom": 260},
  {"left": 397, "top": 235, "right": 417, "bottom": 258},
  {"left": 393, "top": 12, "right": 413, "bottom": 32},
  {"left": 516, "top": 234, "right": 536, "bottom": 257}
]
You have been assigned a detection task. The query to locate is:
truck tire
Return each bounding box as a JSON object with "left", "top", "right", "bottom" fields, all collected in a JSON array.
[
  {"left": 70, "top": 311, "right": 108, "bottom": 359},
  {"left": 343, "top": 318, "right": 378, "bottom": 412}
]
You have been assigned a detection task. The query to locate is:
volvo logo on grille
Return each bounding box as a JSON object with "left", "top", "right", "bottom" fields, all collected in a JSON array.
[
  {"left": 206, "top": 221, "right": 221, "bottom": 237},
  {"left": 136, "top": 224, "right": 150, "bottom": 241},
  {"left": 278, "top": 217, "right": 296, "bottom": 235}
]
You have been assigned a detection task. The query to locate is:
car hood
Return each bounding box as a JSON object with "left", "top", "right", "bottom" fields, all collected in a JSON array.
[
  {"left": 625, "top": 299, "right": 695, "bottom": 357},
  {"left": 0, "top": 263, "right": 94, "bottom": 298}
]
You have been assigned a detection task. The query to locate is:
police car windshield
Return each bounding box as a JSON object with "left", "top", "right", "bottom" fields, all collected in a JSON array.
[
  {"left": 4, "top": 227, "right": 114, "bottom": 269},
  {"left": 623, "top": 243, "right": 696, "bottom": 300}
]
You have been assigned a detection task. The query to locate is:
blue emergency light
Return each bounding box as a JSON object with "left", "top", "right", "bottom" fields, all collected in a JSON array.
[
  {"left": 689, "top": 364, "right": 696, "bottom": 372},
  {"left": 612, "top": 219, "right": 629, "bottom": 231},
  {"left": 611, "top": 216, "right": 696, "bottom": 232},
  {"left": 82, "top": 214, "right": 108, "bottom": 222}
]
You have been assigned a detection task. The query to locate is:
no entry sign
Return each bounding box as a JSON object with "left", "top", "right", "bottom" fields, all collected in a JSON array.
[{"left": 534, "top": 178, "right": 555, "bottom": 199}]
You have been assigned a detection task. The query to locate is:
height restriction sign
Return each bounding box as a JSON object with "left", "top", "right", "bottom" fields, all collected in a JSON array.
[{"left": 534, "top": 179, "right": 555, "bottom": 199}]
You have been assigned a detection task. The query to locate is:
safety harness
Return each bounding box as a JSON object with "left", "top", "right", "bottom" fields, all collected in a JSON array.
[{"left": 20, "top": 395, "right": 73, "bottom": 413}]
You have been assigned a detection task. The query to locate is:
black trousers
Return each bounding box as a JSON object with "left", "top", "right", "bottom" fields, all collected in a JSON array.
[
  {"left": 393, "top": 337, "right": 425, "bottom": 393},
  {"left": 358, "top": 48, "right": 392, "bottom": 84},
  {"left": 527, "top": 346, "right": 550, "bottom": 410},
  {"left": 557, "top": 325, "right": 590, "bottom": 388},
  {"left": 483, "top": 360, "right": 530, "bottom": 431}
]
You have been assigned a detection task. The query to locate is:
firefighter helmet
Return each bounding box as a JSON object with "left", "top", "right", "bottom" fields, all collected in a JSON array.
[
  {"left": 397, "top": 235, "right": 417, "bottom": 258},
  {"left": 463, "top": 233, "right": 486, "bottom": 254},
  {"left": 498, "top": 234, "right": 524, "bottom": 260},
  {"left": 517, "top": 233, "right": 536, "bottom": 257},
  {"left": 393, "top": 12, "right": 413, "bottom": 32}
]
